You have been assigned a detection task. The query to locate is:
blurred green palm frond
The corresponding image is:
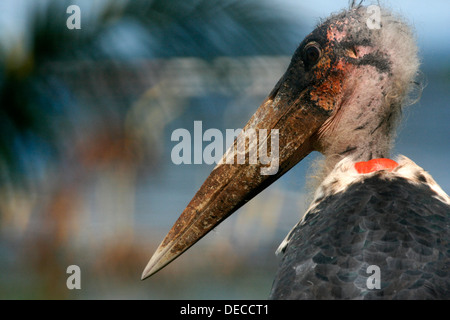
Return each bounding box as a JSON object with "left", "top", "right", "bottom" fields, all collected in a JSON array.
[
  {"left": 108, "top": 0, "right": 301, "bottom": 58},
  {"left": 0, "top": 0, "right": 305, "bottom": 186}
]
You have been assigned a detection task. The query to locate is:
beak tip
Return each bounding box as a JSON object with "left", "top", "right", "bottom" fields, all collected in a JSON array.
[
  {"left": 141, "top": 257, "right": 161, "bottom": 280},
  {"left": 141, "top": 244, "right": 172, "bottom": 280},
  {"left": 140, "top": 271, "right": 150, "bottom": 281},
  {"left": 141, "top": 261, "right": 157, "bottom": 280}
]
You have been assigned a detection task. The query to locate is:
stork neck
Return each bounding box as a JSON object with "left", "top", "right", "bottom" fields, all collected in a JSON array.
[
  {"left": 309, "top": 137, "right": 392, "bottom": 193},
  {"left": 313, "top": 62, "right": 403, "bottom": 182},
  {"left": 326, "top": 135, "right": 391, "bottom": 168},
  {"left": 318, "top": 108, "right": 396, "bottom": 179}
]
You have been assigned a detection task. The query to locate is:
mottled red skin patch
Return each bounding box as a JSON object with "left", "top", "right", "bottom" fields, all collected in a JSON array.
[{"left": 309, "top": 22, "right": 352, "bottom": 112}]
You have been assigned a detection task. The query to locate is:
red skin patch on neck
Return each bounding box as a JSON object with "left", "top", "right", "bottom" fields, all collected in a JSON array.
[{"left": 354, "top": 158, "right": 399, "bottom": 174}]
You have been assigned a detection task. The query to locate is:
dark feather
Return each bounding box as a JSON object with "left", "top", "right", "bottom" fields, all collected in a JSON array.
[{"left": 270, "top": 176, "right": 450, "bottom": 299}]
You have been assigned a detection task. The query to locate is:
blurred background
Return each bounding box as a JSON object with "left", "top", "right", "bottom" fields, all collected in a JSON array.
[{"left": 0, "top": 0, "right": 448, "bottom": 299}]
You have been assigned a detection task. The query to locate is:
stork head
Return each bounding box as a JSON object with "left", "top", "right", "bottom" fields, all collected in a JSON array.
[
  {"left": 142, "top": 5, "right": 419, "bottom": 279},
  {"left": 309, "top": 6, "right": 419, "bottom": 162}
]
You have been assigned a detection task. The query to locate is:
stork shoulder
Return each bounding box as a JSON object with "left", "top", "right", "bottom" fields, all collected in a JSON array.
[
  {"left": 394, "top": 155, "right": 450, "bottom": 205},
  {"left": 276, "top": 155, "right": 450, "bottom": 256},
  {"left": 310, "top": 155, "right": 450, "bottom": 213}
]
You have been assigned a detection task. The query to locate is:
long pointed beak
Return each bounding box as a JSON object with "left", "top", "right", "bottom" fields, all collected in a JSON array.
[{"left": 142, "top": 71, "right": 332, "bottom": 280}]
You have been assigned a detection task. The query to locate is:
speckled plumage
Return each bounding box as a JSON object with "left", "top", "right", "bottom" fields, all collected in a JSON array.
[{"left": 270, "top": 173, "right": 450, "bottom": 299}]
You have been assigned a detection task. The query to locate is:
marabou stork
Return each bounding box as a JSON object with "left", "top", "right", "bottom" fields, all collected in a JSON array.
[{"left": 142, "top": 5, "right": 450, "bottom": 299}]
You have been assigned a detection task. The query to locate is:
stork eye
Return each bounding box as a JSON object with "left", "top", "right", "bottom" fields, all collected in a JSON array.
[{"left": 303, "top": 42, "right": 322, "bottom": 65}]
